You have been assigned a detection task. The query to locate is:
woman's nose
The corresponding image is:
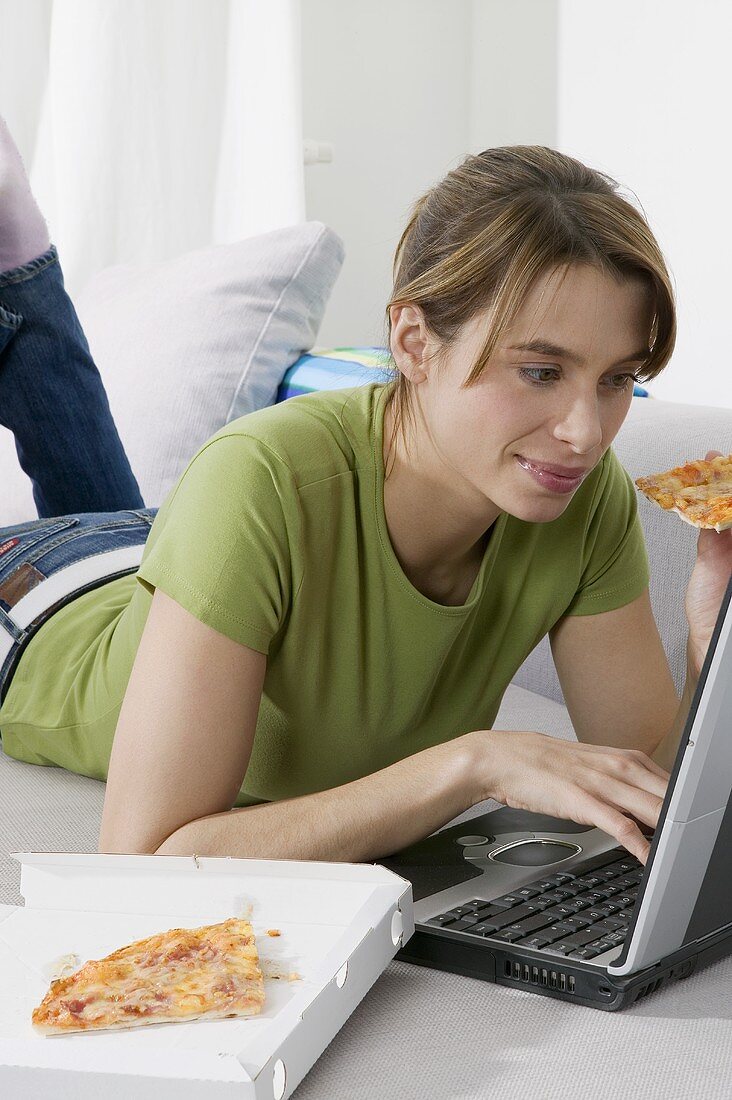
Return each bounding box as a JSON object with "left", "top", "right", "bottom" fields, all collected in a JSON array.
[{"left": 553, "top": 396, "right": 603, "bottom": 455}]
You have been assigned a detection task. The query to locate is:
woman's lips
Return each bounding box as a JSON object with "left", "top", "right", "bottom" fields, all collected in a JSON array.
[{"left": 516, "top": 455, "right": 587, "bottom": 495}]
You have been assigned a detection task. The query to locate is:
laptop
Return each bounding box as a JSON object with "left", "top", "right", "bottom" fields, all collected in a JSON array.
[{"left": 379, "top": 571, "right": 732, "bottom": 1010}]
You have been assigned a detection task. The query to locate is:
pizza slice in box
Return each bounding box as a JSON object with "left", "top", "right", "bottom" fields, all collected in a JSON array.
[
  {"left": 635, "top": 453, "right": 732, "bottom": 532},
  {"left": 32, "top": 917, "right": 265, "bottom": 1035}
]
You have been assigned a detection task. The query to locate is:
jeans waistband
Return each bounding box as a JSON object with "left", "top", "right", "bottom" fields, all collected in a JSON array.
[{"left": 0, "top": 543, "right": 144, "bottom": 704}]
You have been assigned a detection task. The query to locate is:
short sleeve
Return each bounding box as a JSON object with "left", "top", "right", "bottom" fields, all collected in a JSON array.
[
  {"left": 563, "top": 447, "right": 650, "bottom": 617},
  {"left": 135, "top": 433, "right": 297, "bottom": 653}
]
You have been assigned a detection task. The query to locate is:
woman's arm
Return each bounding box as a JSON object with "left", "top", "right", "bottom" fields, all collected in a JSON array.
[
  {"left": 549, "top": 588, "right": 682, "bottom": 756},
  {"left": 99, "top": 587, "right": 267, "bottom": 854},
  {"left": 154, "top": 737, "right": 480, "bottom": 862}
]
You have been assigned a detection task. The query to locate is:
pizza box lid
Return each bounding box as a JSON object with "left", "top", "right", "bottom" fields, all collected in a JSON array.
[{"left": 0, "top": 852, "right": 413, "bottom": 1099}]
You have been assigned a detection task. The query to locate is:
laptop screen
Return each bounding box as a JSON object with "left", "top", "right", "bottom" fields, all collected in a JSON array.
[
  {"left": 675, "top": 571, "right": 732, "bottom": 947},
  {"left": 609, "top": 569, "right": 732, "bottom": 973}
]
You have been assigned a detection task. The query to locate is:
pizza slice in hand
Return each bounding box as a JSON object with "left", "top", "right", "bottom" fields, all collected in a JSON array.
[
  {"left": 635, "top": 454, "right": 732, "bottom": 532},
  {"left": 32, "top": 917, "right": 265, "bottom": 1035}
]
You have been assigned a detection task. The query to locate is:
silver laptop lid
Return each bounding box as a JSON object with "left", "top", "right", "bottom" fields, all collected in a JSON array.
[{"left": 608, "top": 571, "right": 732, "bottom": 976}]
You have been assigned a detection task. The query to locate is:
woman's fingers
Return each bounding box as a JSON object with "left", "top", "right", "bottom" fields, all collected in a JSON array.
[
  {"left": 574, "top": 741, "right": 671, "bottom": 782},
  {"left": 581, "top": 769, "right": 665, "bottom": 830},
  {"left": 578, "top": 792, "right": 652, "bottom": 864},
  {"left": 596, "top": 755, "right": 669, "bottom": 801}
]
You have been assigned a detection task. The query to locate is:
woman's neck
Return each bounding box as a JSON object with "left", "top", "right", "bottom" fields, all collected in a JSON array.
[{"left": 381, "top": 395, "right": 499, "bottom": 604}]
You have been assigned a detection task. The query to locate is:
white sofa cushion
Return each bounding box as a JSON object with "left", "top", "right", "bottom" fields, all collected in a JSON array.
[{"left": 0, "top": 221, "right": 344, "bottom": 523}]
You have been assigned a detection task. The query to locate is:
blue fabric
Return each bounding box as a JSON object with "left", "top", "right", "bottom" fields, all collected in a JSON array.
[{"left": 0, "top": 245, "right": 144, "bottom": 518}]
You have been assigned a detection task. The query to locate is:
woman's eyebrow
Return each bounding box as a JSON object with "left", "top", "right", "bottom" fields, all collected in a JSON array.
[{"left": 508, "top": 339, "right": 648, "bottom": 366}]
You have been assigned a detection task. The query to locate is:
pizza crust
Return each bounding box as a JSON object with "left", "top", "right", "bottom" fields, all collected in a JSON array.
[{"left": 670, "top": 506, "right": 732, "bottom": 534}]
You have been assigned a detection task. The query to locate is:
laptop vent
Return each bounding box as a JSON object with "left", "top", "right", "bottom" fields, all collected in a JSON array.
[
  {"left": 503, "top": 958, "right": 576, "bottom": 994},
  {"left": 632, "top": 976, "right": 664, "bottom": 1002}
]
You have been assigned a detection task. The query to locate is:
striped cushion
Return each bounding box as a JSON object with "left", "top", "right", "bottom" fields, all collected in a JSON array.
[
  {"left": 275, "top": 347, "right": 394, "bottom": 401},
  {"left": 276, "top": 347, "right": 650, "bottom": 401}
]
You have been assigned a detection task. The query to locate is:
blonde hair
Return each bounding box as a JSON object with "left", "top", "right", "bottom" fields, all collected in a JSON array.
[{"left": 381, "top": 145, "right": 676, "bottom": 464}]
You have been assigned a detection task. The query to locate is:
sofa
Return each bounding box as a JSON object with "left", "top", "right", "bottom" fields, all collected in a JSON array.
[{"left": 2, "top": 228, "right": 732, "bottom": 1097}]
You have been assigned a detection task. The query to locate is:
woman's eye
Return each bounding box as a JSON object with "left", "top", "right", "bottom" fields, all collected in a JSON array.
[
  {"left": 605, "top": 373, "right": 641, "bottom": 391},
  {"left": 518, "top": 366, "right": 641, "bottom": 392},
  {"left": 518, "top": 366, "right": 559, "bottom": 385}
]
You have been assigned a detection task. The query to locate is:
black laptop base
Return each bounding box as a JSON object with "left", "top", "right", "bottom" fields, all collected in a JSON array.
[
  {"left": 396, "top": 917, "right": 732, "bottom": 1011},
  {"left": 378, "top": 803, "right": 732, "bottom": 1010}
]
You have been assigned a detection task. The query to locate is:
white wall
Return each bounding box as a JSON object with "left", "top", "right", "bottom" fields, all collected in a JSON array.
[
  {"left": 303, "top": 0, "right": 731, "bottom": 411},
  {"left": 557, "top": 0, "right": 732, "bottom": 409},
  {"left": 302, "top": 0, "right": 558, "bottom": 348}
]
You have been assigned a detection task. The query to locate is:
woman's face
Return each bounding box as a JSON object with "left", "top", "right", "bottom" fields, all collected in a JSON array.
[{"left": 392, "top": 262, "right": 654, "bottom": 525}]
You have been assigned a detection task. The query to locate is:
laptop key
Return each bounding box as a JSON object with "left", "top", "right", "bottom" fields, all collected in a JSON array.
[
  {"left": 464, "top": 923, "right": 496, "bottom": 937},
  {"left": 487, "top": 903, "right": 538, "bottom": 928},
  {"left": 539, "top": 890, "right": 573, "bottom": 904},
  {"left": 543, "top": 942, "right": 577, "bottom": 956},
  {"left": 585, "top": 907, "right": 613, "bottom": 921},
  {"left": 474, "top": 903, "right": 515, "bottom": 921},
  {"left": 523, "top": 900, "right": 555, "bottom": 914},
  {"left": 439, "top": 906, "right": 476, "bottom": 920},
  {"left": 572, "top": 875, "right": 605, "bottom": 890},
  {"left": 552, "top": 899, "right": 591, "bottom": 916},
  {"left": 568, "top": 944, "right": 607, "bottom": 960},
  {"left": 593, "top": 867, "right": 623, "bottom": 882},
  {"left": 562, "top": 914, "right": 594, "bottom": 930},
  {"left": 612, "top": 875, "right": 640, "bottom": 889},
  {"left": 599, "top": 915, "right": 628, "bottom": 931},
  {"left": 491, "top": 928, "right": 526, "bottom": 943},
  {"left": 503, "top": 912, "right": 558, "bottom": 935},
  {"left": 544, "top": 926, "right": 577, "bottom": 944},
  {"left": 517, "top": 934, "right": 553, "bottom": 950},
  {"left": 551, "top": 883, "right": 584, "bottom": 898},
  {"left": 489, "top": 894, "right": 527, "bottom": 910},
  {"left": 607, "top": 858, "right": 639, "bottom": 873},
  {"left": 614, "top": 895, "right": 638, "bottom": 909},
  {"left": 583, "top": 888, "right": 617, "bottom": 902},
  {"left": 553, "top": 927, "right": 608, "bottom": 950},
  {"left": 586, "top": 918, "right": 625, "bottom": 937},
  {"left": 514, "top": 886, "right": 542, "bottom": 900},
  {"left": 544, "top": 872, "right": 576, "bottom": 885}
]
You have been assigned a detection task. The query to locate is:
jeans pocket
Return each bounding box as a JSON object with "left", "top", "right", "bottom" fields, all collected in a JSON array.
[{"left": 0, "top": 518, "right": 79, "bottom": 576}]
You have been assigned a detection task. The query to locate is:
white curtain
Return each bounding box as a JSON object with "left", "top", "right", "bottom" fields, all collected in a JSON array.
[{"left": 0, "top": 0, "right": 304, "bottom": 298}]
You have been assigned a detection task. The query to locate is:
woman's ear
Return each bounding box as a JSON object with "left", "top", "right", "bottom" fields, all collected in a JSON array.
[{"left": 389, "top": 303, "right": 431, "bottom": 384}]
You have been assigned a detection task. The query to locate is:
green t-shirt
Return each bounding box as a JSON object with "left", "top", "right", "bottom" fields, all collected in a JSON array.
[{"left": 0, "top": 384, "right": 650, "bottom": 805}]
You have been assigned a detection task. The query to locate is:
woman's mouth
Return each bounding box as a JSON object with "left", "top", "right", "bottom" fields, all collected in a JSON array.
[{"left": 515, "top": 455, "right": 588, "bottom": 495}]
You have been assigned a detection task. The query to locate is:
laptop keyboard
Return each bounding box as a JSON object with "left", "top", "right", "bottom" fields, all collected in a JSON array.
[{"left": 423, "top": 846, "right": 643, "bottom": 961}]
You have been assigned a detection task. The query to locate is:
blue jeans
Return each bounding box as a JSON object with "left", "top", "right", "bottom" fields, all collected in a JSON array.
[{"left": 0, "top": 246, "right": 156, "bottom": 703}]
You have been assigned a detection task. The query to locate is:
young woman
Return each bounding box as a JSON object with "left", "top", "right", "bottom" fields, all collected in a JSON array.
[{"left": 0, "top": 123, "right": 728, "bottom": 868}]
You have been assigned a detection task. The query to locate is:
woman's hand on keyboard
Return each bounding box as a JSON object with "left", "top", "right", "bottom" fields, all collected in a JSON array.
[{"left": 465, "top": 729, "right": 671, "bottom": 864}]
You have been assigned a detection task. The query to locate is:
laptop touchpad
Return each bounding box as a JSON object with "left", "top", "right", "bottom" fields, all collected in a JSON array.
[{"left": 489, "top": 839, "right": 581, "bottom": 866}]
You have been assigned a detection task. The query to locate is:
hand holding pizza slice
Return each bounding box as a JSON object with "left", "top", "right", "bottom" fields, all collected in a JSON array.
[{"left": 636, "top": 450, "right": 732, "bottom": 680}]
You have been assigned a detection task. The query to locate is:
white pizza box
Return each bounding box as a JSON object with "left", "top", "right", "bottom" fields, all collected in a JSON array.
[{"left": 0, "top": 852, "right": 414, "bottom": 1099}]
